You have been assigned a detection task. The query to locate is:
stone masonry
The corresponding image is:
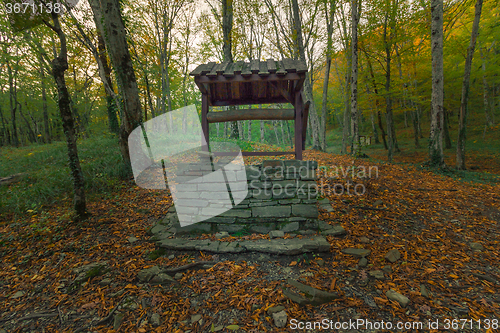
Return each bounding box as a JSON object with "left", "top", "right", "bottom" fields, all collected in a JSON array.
[{"left": 163, "top": 159, "right": 321, "bottom": 234}]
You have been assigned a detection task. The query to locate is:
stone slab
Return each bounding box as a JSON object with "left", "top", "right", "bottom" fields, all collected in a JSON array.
[{"left": 156, "top": 236, "right": 330, "bottom": 254}]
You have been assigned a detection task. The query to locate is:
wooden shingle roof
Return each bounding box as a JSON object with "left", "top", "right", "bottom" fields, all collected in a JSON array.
[
  {"left": 190, "top": 59, "right": 308, "bottom": 106},
  {"left": 190, "top": 59, "right": 307, "bottom": 78}
]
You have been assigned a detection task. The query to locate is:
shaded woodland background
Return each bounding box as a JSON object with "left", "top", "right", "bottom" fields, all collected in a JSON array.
[{"left": 0, "top": 0, "right": 499, "bottom": 217}]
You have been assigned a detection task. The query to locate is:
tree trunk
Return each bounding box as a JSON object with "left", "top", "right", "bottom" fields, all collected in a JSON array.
[
  {"left": 273, "top": 120, "right": 280, "bottom": 145},
  {"left": 320, "top": 0, "right": 336, "bottom": 151},
  {"left": 443, "top": 108, "right": 452, "bottom": 148},
  {"left": 47, "top": 13, "right": 87, "bottom": 219},
  {"left": 411, "top": 107, "right": 420, "bottom": 148},
  {"left": 18, "top": 103, "right": 37, "bottom": 143},
  {"left": 97, "top": 31, "right": 119, "bottom": 134},
  {"left": 221, "top": 0, "right": 239, "bottom": 139},
  {"left": 364, "top": 50, "right": 387, "bottom": 149},
  {"left": 383, "top": 12, "right": 394, "bottom": 162},
  {"left": 350, "top": 0, "right": 360, "bottom": 155},
  {"left": 291, "top": 0, "right": 320, "bottom": 150},
  {"left": 7, "top": 62, "right": 19, "bottom": 147},
  {"left": 480, "top": 47, "right": 494, "bottom": 131},
  {"left": 371, "top": 111, "right": 379, "bottom": 144},
  {"left": 456, "top": 0, "right": 483, "bottom": 170},
  {"left": 247, "top": 120, "right": 252, "bottom": 141},
  {"left": 341, "top": 80, "right": 350, "bottom": 154},
  {"left": 94, "top": 0, "right": 143, "bottom": 174},
  {"left": 286, "top": 120, "right": 293, "bottom": 147},
  {"left": 39, "top": 54, "right": 51, "bottom": 144},
  {"left": 260, "top": 105, "right": 264, "bottom": 142},
  {"left": 429, "top": 0, "right": 445, "bottom": 167}
]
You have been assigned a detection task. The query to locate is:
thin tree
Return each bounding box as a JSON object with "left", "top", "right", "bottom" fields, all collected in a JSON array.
[
  {"left": 350, "top": 0, "right": 361, "bottom": 155},
  {"left": 456, "top": 0, "right": 483, "bottom": 170},
  {"left": 46, "top": 12, "right": 88, "bottom": 218},
  {"left": 429, "top": 0, "right": 445, "bottom": 167},
  {"left": 291, "top": 0, "right": 321, "bottom": 150},
  {"left": 320, "top": 0, "right": 336, "bottom": 151}
]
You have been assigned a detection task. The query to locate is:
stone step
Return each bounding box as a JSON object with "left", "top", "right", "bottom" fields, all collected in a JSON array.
[{"left": 156, "top": 236, "right": 330, "bottom": 255}]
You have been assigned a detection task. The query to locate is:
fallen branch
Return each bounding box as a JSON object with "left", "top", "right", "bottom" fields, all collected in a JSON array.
[
  {"left": 58, "top": 305, "right": 63, "bottom": 326},
  {"left": 74, "top": 294, "right": 128, "bottom": 333},
  {"left": 416, "top": 188, "right": 458, "bottom": 191},
  {"left": 0, "top": 173, "right": 24, "bottom": 186},
  {"left": 162, "top": 261, "right": 215, "bottom": 274},
  {"left": 94, "top": 294, "right": 128, "bottom": 326},
  {"left": 472, "top": 273, "right": 497, "bottom": 284},
  {"left": 351, "top": 206, "right": 388, "bottom": 211},
  {"left": 19, "top": 312, "right": 58, "bottom": 321}
]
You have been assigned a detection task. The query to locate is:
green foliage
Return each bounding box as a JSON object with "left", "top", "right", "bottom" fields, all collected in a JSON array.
[
  {"left": 148, "top": 248, "right": 167, "bottom": 260},
  {"left": 0, "top": 134, "right": 125, "bottom": 217}
]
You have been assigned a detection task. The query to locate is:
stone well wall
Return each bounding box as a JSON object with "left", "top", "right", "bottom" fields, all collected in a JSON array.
[{"left": 164, "top": 159, "right": 321, "bottom": 235}]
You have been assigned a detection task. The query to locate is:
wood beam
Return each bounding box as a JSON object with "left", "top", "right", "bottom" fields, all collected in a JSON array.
[
  {"left": 294, "top": 92, "right": 303, "bottom": 160},
  {"left": 201, "top": 94, "right": 209, "bottom": 150},
  {"left": 196, "top": 73, "right": 303, "bottom": 84},
  {"left": 207, "top": 109, "right": 295, "bottom": 123},
  {"left": 210, "top": 97, "right": 289, "bottom": 106}
]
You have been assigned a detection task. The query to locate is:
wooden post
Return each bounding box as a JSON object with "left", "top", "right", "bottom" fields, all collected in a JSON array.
[
  {"left": 294, "top": 92, "right": 303, "bottom": 160},
  {"left": 201, "top": 94, "right": 209, "bottom": 151}
]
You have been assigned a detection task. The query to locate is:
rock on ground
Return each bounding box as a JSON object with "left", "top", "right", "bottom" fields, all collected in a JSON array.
[
  {"left": 386, "top": 289, "right": 410, "bottom": 307},
  {"left": 272, "top": 310, "right": 288, "bottom": 328}
]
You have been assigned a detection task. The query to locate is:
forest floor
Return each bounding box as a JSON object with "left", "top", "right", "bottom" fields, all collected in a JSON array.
[{"left": 1, "top": 144, "right": 500, "bottom": 332}]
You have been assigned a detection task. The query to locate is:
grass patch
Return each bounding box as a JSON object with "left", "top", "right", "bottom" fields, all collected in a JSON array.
[
  {"left": 0, "top": 134, "right": 127, "bottom": 218},
  {"left": 148, "top": 248, "right": 167, "bottom": 260}
]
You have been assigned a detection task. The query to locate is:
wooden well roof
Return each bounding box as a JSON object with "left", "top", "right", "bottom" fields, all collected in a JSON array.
[{"left": 190, "top": 59, "right": 307, "bottom": 107}]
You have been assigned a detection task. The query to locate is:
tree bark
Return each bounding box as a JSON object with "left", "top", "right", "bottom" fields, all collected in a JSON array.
[
  {"left": 363, "top": 48, "right": 387, "bottom": 149},
  {"left": 456, "top": 0, "right": 483, "bottom": 170},
  {"left": 47, "top": 13, "right": 87, "bottom": 219},
  {"left": 222, "top": 0, "right": 239, "bottom": 139},
  {"left": 94, "top": 0, "right": 143, "bottom": 174},
  {"left": 383, "top": 11, "right": 394, "bottom": 162},
  {"left": 97, "top": 31, "right": 119, "bottom": 134},
  {"left": 371, "top": 111, "right": 379, "bottom": 144},
  {"left": 411, "top": 107, "right": 420, "bottom": 148},
  {"left": 480, "top": 47, "right": 494, "bottom": 131},
  {"left": 291, "top": 0, "right": 320, "bottom": 150},
  {"left": 320, "top": 0, "right": 336, "bottom": 151},
  {"left": 443, "top": 108, "right": 452, "bottom": 148},
  {"left": 341, "top": 76, "right": 350, "bottom": 154},
  {"left": 39, "top": 54, "right": 51, "bottom": 143},
  {"left": 429, "top": 0, "right": 445, "bottom": 167},
  {"left": 7, "top": 61, "right": 19, "bottom": 147},
  {"left": 350, "top": 0, "right": 360, "bottom": 155}
]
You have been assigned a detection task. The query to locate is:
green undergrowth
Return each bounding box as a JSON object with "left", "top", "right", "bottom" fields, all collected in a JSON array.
[{"left": 0, "top": 134, "right": 128, "bottom": 218}]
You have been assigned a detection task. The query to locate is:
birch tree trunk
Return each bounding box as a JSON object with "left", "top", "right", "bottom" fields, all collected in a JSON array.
[
  {"left": 341, "top": 77, "right": 350, "bottom": 154},
  {"left": 428, "top": 0, "right": 445, "bottom": 167},
  {"left": 47, "top": 13, "right": 87, "bottom": 219},
  {"left": 350, "top": 0, "right": 360, "bottom": 155},
  {"left": 456, "top": 0, "right": 483, "bottom": 170}
]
